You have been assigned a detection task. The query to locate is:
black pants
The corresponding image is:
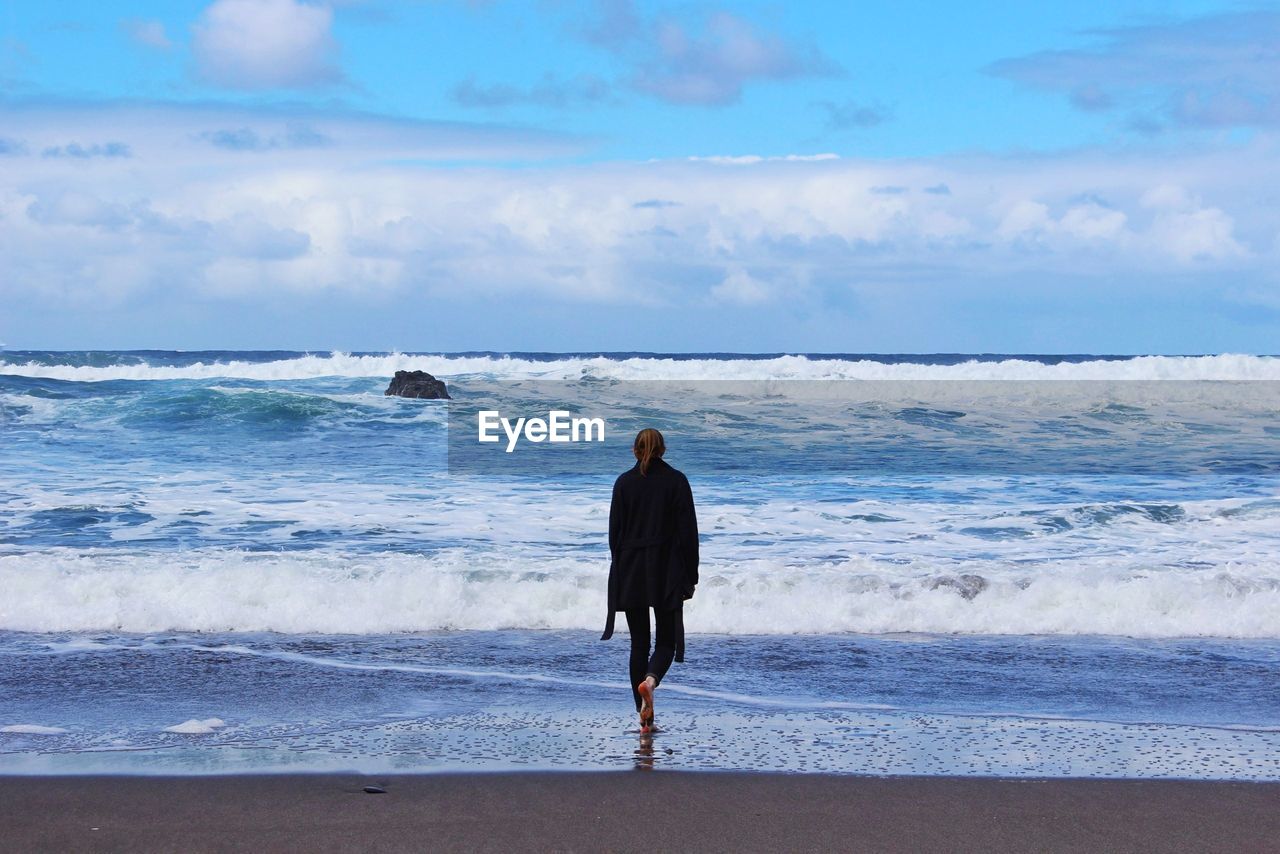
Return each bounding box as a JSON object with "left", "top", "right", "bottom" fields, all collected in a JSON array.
[{"left": 625, "top": 607, "right": 677, "bottom": 712}]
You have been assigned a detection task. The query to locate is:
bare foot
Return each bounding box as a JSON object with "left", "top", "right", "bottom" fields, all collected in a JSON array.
[{"left": 636, "top": 675, "right": 656, "bottom": 732}]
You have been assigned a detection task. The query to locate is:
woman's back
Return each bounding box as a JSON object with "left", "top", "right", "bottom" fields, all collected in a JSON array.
[
  {"left": 607, "top": 456, "right": 699, "bottom": 614},
  {"left": 610, "top": 458, "right": 688, "bottom": 544}
]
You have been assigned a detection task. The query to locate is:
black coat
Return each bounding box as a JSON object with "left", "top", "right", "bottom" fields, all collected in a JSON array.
[{"left": 601, "top": 457, "right": 699, "bottom": 661}]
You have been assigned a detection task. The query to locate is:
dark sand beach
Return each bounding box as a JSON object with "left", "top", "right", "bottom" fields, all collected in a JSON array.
[{"left": 3, "top": 771, "right": 1277, "bottom": 853}]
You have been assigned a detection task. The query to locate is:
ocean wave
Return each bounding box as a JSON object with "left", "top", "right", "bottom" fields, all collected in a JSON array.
[
  {"left": 132, "top": 387, "right": 364, "bottom": 427},
  {"left": 0, "top": 384, "right": 449, "bottom": 432},
  {"left": 2, "top": 550, "right": 1277, "bottom": 638},
  {"left": 2, "top": 352, "right": 1280, "bottom": 382}
]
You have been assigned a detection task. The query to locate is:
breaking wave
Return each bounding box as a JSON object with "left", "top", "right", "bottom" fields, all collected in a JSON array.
[
  {"left": 2, "top": 352, "right": 1280, "bottom": 382},
  {"left": 3, "top": 550, "right": 1277, "bottom": 638}
]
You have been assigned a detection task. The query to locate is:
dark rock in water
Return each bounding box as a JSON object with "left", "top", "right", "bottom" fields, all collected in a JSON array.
[
  {"left": 363, "top": 785, "right": 387, "bottom": 794},
  {"left": 928, "top": 573, "right": 988, "bottom": 601},
  {"left": 384, "top": 370, "right": 451, "bottom": 400}
]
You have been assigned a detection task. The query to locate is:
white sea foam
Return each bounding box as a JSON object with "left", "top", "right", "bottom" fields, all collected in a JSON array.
[
  {"left": 162, "top": 718, "right": 227, "bottom": 734},
  {"left": 2, "top": 352, "right": 1280, "bottom": 382},
  {"left": 1, "top": 549, "right": 1277, "bottom": 638},
  {"left": 0, "top": 724, "right": 69, "bottom": 734}
]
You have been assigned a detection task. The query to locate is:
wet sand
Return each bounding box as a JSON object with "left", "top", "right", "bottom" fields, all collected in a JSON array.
[{"left": 2, "top": 771, "right": 1278, "bottom": 853}]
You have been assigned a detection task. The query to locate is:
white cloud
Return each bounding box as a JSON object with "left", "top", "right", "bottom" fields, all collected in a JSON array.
[
  {"left": 0, "top": 101, "right": 574, "bottom": 164},
  {"left": 685, "top": 153, "right": 839, "bottom": 165},
  {"left": 998, "top": 199, "right": 1128, "bottom": 244},
  {"left": 192, "top": 0, "right": 341, "bottom": 90},
  {"left": 1140, "top": 184, "right": 1193, "bottom": 210},
  {"left": 711, "top": 268, "right": 772, "bottom": 305},
  {"left": 996, "top": 200, "right": 1050, "bottom": 240},
  {"left": 1059, "top": 202, "right": 1127, "bottom": 241},
  {"left": 1141, "top": 184, "right": 1245, "bottom": 262},
  {"left": 0, "top": 101, "right": 1273, "bottom": 313},
  {"left": 27, "top": 190, "right": 133, "bottom": 229}
]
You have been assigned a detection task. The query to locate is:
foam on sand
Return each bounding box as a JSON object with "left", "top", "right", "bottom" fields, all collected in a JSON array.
[
  {"left": 162, "top": 718, "right": 227, "bottom": 734},
  {"left": 1, "top": 724, "right": 69, "bottom": 734}
]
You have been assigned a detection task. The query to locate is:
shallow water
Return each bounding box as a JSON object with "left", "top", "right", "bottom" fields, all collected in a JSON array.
[{"left": 2, "top": 631, "right": 1279, "bottom": 778}]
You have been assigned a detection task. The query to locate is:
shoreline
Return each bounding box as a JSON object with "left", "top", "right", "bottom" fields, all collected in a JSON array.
[{"left": 4, "top": 771, "right": 1278, "bottom": 853}]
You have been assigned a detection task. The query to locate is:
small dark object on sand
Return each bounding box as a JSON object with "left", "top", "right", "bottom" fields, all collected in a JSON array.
[
  {"left": 384, "top": 370, "right": 451, "bottom": 400},
  {"left": 363, "top": 785, "right": 387, "bottom": 794}
]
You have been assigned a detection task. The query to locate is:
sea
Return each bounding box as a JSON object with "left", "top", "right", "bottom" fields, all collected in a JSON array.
[{"left": 1, "top": 350, "right": 1279, "bottom": 778}]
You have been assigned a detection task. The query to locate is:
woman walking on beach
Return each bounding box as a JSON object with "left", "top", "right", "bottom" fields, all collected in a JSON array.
[{"left": 601, "top": 428, "right": 699, "bottom": 733}]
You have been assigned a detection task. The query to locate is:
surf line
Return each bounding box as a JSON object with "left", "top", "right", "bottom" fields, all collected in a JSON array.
[{"left": 477, "top": 410, "right": 606, "bottom": 453}]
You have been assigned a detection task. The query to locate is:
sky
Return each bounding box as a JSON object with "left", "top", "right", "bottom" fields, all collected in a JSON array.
[{"left": 2, "top": 0, "right": 1279, "bottom": 353}]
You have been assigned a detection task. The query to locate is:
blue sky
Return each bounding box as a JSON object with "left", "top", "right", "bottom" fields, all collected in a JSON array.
[{"left": 2, "top": 0, "right": 1279, "bottom": 352}]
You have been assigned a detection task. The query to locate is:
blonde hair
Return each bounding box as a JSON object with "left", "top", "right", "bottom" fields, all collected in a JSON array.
[{"left": 633, "top": 428, "right": 666, "bottom": 475}]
